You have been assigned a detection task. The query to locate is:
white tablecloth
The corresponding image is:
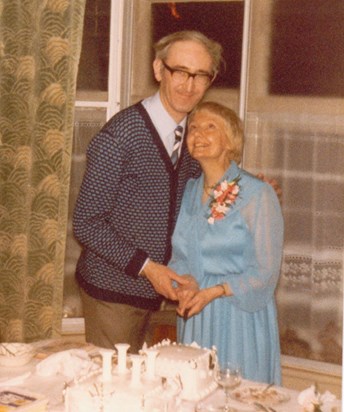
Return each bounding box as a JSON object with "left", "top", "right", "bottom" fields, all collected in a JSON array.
[{"left": 0, "top": 347, "right": 341, "bottom": 412}]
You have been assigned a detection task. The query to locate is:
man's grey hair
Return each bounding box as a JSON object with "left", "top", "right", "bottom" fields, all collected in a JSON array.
[{"left": 154, "top": 30, "right": 224, "bottom": 76}]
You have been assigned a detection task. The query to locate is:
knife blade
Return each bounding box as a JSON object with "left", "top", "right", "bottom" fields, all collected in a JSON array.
[{"left": 180, "top": 309, "right": 189, "bottom": 342}]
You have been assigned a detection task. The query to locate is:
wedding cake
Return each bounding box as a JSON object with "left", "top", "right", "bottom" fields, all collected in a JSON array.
[
  {"left": 64, "top": 368, "right": 179, "bottom": 412},
  {"left": 64, "top": 340, "right": 218, "bottom": 412},
  {"left": 153, "top": 340, "right": 218, "bottom": 401}
]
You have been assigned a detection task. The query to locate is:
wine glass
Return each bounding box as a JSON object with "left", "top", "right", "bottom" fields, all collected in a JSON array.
[{"left": 215, "top": 362, "right": 241, "bottom": 411}]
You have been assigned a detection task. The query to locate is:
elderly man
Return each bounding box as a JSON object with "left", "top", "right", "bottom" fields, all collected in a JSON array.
[{"left": 73, "top": 31, "right": 222, "bottom": 352}]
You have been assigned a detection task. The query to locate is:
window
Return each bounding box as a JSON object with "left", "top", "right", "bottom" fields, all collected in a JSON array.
[
  {"left": 63, "top": 0, "right": 343, "bottom": 368},
  {"left": 63, "top": 0, "right": 123, "bottom": 320},
  {"left": 269, "top": 0, "right": 344, "bottom": 97},
  {"left": 77, "top": 0, "right": 111, "bottom": 97},
  {"left": 62, "top": 0, "right": 245, "bottom": 321},
  {"left": 151, "top": 2, "right": 243, "bottom": 89}
]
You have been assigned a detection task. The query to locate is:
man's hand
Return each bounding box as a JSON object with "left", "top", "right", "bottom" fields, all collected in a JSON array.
[
  {"left": 141, "top": 261, "right": 189, "bottom": 301},
  {"left": 257, "top": 173, "right": 282, "bottom": 203}
]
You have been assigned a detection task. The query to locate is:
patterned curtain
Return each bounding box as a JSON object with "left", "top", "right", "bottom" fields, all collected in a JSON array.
[
  {"left": 244, "top": 112, "right": 343, "bottom": 365},
  {"left": 0, "top": 0, "right": 86, "bottom": 342}
]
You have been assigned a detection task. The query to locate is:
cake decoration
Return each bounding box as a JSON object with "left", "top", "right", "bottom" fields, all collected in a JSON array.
[{"left": 64, "top": 339, "right": 218, "bottom": 412}]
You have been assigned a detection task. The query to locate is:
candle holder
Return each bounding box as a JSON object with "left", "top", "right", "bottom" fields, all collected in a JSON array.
[
  {"left": 144, "top": 349, "right": 159, "bottom": 380},
  {"left": 99, "top": 349, "right": 115, "bottom": 382},
  {"left": 114, "top": 343, "right": 130, "bottom": 374},
  {"left": 130, "top": 354, "right": 144, "bottom": 387}
]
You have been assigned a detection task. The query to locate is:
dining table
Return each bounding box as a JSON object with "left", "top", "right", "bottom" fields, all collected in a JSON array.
[{"left": 0, "top": 339, "right": 341, "bottom": 412}]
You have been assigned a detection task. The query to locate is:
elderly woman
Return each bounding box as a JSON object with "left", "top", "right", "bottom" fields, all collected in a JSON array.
[{"left": 169, "top": 101, "right": 283, "bottom": 384}]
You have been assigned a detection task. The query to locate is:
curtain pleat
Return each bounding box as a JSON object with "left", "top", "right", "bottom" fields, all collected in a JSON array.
[{"left": 0, "top": 0, "right": 86, "bottom": 342}]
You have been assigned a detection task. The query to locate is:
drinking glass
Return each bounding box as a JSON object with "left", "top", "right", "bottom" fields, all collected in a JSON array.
[{"left": 215, "top": 362, "right": 241, "bottom": 411}]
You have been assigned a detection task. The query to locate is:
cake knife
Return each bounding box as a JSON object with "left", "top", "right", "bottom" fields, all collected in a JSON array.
[{"left": 180, "top": 309, "right": 189, "bottom": 342}]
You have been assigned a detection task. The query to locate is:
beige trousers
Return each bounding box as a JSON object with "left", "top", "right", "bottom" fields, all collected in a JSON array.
[{"left": 80, "top": 288, "right": 152, "bottom": 353}]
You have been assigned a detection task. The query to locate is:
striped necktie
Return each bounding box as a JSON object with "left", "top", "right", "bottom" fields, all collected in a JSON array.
[{"left": 171, "top": 126, "right": 183, "bottom": 167}]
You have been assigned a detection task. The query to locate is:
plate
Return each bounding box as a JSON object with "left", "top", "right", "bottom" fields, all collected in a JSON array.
[
  {"left": 231, "top": 385, "right": 290, "bottom": 407},
  {"left": 0, "top": 343, "right": 35, "bottom": 367},
  {"left": 195, "top": 402, "right": 225, "bottom": 412}
]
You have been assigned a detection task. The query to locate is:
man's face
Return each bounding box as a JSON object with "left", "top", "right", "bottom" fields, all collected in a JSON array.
[{"left": 153, "top": 40, "right": 214, "bottom": 123}]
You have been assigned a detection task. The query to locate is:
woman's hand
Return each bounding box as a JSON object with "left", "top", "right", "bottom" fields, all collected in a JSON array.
[
  {"left": 256, "top": 173, "right": 282, "bottom": 203},
  {"left": 176, "top": 275, "right": 199, "bottom": 316},
  {"left": 178, "top": 285, "right": 226, "bottom": 318}
]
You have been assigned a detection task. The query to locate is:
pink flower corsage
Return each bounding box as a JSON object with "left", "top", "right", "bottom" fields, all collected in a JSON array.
[{"left": 207, "top": 176, "right": 240, "bottom": 224}]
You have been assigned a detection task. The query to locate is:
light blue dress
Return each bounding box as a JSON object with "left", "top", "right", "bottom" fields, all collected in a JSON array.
[{"left": 169, "top": 161, "right": 284, "bottom": 384}]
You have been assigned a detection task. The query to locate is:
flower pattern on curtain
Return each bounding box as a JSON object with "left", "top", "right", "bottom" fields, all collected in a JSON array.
[
  {"left": 244, "top": 112, "right": 343, "bottom": 365},
  {"left": 0, "top": 0, "right": 86, "bottom": 342}
]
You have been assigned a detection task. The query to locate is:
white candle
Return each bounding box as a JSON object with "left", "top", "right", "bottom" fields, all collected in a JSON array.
[
  {"left": 145, "top": 349, "right": 159, "bottom": 379},
  {"left": 130, "top": 354, "right": 144, "bottom": 386},
  {"left": 99, "top": 349, "right": 115, "bottom": 382},
  {"left": 115, "top": 343, "right": 130, "bottom": 374}
]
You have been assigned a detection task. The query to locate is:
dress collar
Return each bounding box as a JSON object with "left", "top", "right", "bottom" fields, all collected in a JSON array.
[{"left": 201, "top": 161, "right": 240, "bottom": 188}]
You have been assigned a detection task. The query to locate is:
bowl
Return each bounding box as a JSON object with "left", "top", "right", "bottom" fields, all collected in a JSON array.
[{"left": 0, "top": 343, "right": 35, "bottom": 367}]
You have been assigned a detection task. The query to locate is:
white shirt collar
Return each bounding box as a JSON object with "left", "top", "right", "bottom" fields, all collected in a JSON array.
[{"left": 142, "top": 92, "right": 187, "bottom": 154}]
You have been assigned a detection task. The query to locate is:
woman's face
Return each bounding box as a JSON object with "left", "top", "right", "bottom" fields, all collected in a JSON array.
[{"left": 187, "top": 110, "right": 230, "bottom": 164}]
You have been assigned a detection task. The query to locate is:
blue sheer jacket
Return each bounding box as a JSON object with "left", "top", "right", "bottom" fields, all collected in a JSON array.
[{"left": 169, "top": 161, "right": 284, "bottom": 384}]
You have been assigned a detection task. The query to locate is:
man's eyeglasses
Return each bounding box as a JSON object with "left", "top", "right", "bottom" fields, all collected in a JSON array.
[{"left": 162, "top": 60, "right": 214, "bottom": 87}]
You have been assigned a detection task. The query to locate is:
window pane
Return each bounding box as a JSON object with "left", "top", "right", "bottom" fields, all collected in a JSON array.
[
  {"left": 63, "top": 108, "right": 107, "bottom": 318},
  {"left": 269, "top": 0, "right": 344, "bottom": 97},
  {"left": 152, "top": 2, "right": 244, "bottom": 89},
  {"left": 76, "top": 0, "right": 111, "bottom": 94}
]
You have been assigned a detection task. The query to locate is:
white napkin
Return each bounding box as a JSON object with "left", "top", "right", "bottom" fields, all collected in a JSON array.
[
  {"left": 36, "top": 349, "right": 98, "bottom": 379},
  {"left": 297, "top": 385, "right": 337, "bottom": 411}
]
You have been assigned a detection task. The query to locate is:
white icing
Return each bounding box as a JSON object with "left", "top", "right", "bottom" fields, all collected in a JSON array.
[{"left": 153, "top": 340, "right": 218, "bottom": 402}]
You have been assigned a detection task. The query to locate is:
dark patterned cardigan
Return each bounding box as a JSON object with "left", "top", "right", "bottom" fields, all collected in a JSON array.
[{"left": 73, "top": 102, "right": 200, "bottom": 310}]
